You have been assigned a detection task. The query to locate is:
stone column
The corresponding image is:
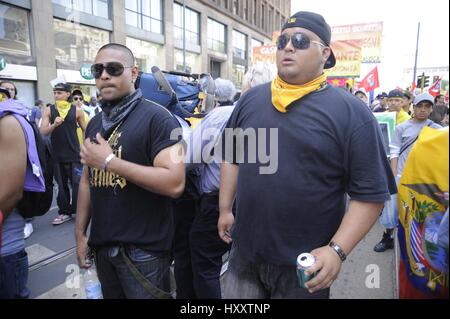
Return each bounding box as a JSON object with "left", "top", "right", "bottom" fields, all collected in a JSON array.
[{"left": 31, "top": 0, "right": 57, "bottom": 103}]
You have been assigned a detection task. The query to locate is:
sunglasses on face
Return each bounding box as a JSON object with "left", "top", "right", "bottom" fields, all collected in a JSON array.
[
  {"left": 90, "top": 62, "right": 133, "bottom": 79},
  {"left": 73, "top": 96, "right": 83, "bottom": 101},
  {"left": 277, "top": 32, "right": 326, "bottom": 51}
]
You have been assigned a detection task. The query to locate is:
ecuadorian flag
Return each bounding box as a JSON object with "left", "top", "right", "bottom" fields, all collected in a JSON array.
[{"left": 397, "top": 127, "right": 449, "bottom": 299}]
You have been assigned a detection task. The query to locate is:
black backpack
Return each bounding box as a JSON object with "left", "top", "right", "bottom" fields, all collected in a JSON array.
[{"left": 16, "top": 120, "right": 54, "bottom": 219}]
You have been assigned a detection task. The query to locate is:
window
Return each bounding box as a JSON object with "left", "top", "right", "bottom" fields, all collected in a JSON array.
[
  {"left": 251, "top": 38, "right": 263, "bottom": 48},
  {"left": 232, "top": 63, "right": 246, "bottom": 89},
  {"left": 125, "top": 0, "right": 162, "bottom": 34},
  {"left": 53, "top": 0, "right": 110, "bottom": 19},
  {"left": 54, "top": 18, "right": 110, "bottom": 70},
  {"left": 232, "top": 30, "right": 247, "bottom": 60},
  {"left": 261, "top": 4, "right": 265, "bottom": 29},
  {"left": 232, "top": 0, "right": 238, "bottom": 15},
  {"left": 173, "top": 3, "right": 200, "bottom": 46},
  {"left": 174, "top": 49, "right": 200, "bottom": 74},
  {"left": 207, "top": 19, "right": 226, "bottom": 53},
  {"left": 0, "top": 3, "right": 32, "bottom": 56},
  {"left": 269, "top": 6, "right": 273, "bottom": 31},
  {"left": 276, "top": 12, "right": 280, "bottom": 29},
  {"left": 126, "top": 37, "right": 164, "bottom": 72},
  {"left": 243, "top": 0, "right": 248, "bottom": 20}
]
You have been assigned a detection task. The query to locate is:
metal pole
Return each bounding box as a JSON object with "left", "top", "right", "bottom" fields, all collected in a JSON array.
[
  {"left": 182, "top": 0, "right": 187, "bottom": 73},
  {"left": 412, "top": 22, "right": 420, "bottom": 88},
  {"left": 421, "top": 72, "right": 425, "bottom": 93}
]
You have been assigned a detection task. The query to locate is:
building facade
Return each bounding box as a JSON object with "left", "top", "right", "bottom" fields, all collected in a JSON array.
[{"left": 0, "top": 0, "right": 290, "bottom": 106}]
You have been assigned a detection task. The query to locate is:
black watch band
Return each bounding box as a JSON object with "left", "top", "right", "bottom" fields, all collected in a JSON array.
[{"left": 329, "top": 241, "right": 347, "bottom": 262}]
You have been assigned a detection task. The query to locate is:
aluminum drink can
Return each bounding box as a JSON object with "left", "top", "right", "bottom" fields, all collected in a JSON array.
[{"left": 296, "top": 253, "right": 316, "bottom": 289}]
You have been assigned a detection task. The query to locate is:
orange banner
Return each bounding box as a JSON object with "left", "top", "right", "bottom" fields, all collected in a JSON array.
[
  {"left": 252, "top": 45, "right": 277, "bottom": 65},
  {"left": 331, "top": 22, "right": 383, "bottom": 63},
  {"left": 326, "top": 40, "right": 362, "bottom": 77}
]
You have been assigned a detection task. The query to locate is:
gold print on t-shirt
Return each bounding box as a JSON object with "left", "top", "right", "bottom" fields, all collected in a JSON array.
[{"left": 89, "top": 127, "right": 127, "bottom": 191}]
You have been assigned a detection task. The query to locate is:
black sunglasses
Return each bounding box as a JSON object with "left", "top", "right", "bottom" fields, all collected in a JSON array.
[
  {"left": 90, "top": 62, "right": 133, "bottom": 79},
  {"left": 73, "top": 96, "right": 83, "bottom": 101},
  {"left": 277, "top": 32, "right": 326, "bottom": 51}
]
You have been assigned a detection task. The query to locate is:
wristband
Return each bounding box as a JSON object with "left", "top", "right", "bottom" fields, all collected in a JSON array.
[
  {"left": 102, "top": 153, "right": 116, "bottom": 171},
  {"left": 329, "top": 241, "right": 347, "bottom": 262}
]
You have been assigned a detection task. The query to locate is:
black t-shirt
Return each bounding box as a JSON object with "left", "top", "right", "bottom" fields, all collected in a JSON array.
[
  {"left": 85, "top": 98, "right": 182, "bottom": 255},
  {"left": 50, "top": 104, "right": 80, "bottom": 163},
  {"left": 222, "top": 83, "right": 397, "bottom": 266}
]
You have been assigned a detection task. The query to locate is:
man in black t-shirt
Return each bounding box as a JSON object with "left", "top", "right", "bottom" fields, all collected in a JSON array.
[
  {"left": 75, "top": 44, "right": 185, "bottom": 299},
  {"left": 218, "top": 11, "right": 397, "bottom": 299},
  {"left": 40, "top": 82, "right": 86, "bottom": 225}
]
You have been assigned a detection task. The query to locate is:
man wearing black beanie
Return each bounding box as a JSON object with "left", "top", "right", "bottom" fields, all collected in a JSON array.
[{"left": 218, "top": 11, "right": 396, "bottom": 299}]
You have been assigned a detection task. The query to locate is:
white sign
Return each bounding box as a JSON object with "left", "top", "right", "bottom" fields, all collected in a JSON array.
[
  {"left": 0, "top": 64, "right": 37, "bottom": 81},
  {"left": 57, "top": 69, "right": 95, "bottom": 85}
]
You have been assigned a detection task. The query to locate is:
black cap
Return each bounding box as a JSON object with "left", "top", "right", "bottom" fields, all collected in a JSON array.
[
  {"left": 72, "top": 89, "right": 83, "bottom": 97},
  {"left": 388, "top": 89, "right": 404, "bottom": 99},
  {"left": 376, "top": 92, "right": 388, "bottom": 99},
  {"left": 53, "top": 83, "right": 72, "bottom": 92},
  {"left": 281, "top": 11, "right": 336, "bottom": 69}
]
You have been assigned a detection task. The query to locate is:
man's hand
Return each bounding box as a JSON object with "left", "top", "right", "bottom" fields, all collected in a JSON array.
[
  {"left": 218, "top": 211, "right": 234, "bottom": 244},
  {"left": 304, "top": 245, "right": 343, "bottom": 293},
  {"left": 54, "top": 116, "right": 64, "bottom": 127},
  {"left": 76, "top": 234, "right": 90, "bottom": 269},
  {"left": 80, "top": 133, "right": 113, "bottom": 169}
]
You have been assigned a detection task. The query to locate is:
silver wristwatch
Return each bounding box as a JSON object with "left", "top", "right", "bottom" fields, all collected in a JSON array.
[{"left": 329, "top": 241, "right": 347, "bottom": 262}]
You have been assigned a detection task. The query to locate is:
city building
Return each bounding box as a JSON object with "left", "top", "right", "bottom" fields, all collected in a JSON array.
[{"left": 0, "top": 0, "right": 290, "bottom": 106}]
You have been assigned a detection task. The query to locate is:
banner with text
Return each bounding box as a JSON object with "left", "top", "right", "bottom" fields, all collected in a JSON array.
[
  {"left": 326, "top": 40, "right": 362, "bottom": 77},
  {"left": 331, "top": 22, "right": 383, "bottom": 63},
  {"left": 252, "top": 45, "right": 277, "bottom": 65}
]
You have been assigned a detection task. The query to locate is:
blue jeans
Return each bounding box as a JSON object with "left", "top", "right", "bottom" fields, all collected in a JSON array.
[
  {"left": 94, "top": 245, "right": 171, "bottom": 299},
  {"left": 222, "top": 248, "right": 329, "bottom": 299},
  {"left": 0, "top": 249, "right": 30, "bottom": 299}
]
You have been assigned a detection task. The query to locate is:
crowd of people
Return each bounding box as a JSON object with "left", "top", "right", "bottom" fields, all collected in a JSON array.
[{"left": 0, "top": 9, "right": 448, "bottom": 300}]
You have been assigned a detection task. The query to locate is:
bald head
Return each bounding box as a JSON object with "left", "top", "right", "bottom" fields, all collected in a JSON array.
[{"left": 97, "top": 43, "right": 135, "bottom": 66}]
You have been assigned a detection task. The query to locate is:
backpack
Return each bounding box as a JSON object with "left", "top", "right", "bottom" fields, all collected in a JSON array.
[
  {"left": 135, "top": 67, "right": 216, "bottom": 119},
  {"left": 16, "top": 119, "right": 54, "bottom": 218}
]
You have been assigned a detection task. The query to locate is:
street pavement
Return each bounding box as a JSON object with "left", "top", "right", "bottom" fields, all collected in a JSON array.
[
  {"left": 330, "top": 221, "right": 397, "bottom": 299},
  {"left": 26, "top": 206, "right": 397, "bottom": 299}
]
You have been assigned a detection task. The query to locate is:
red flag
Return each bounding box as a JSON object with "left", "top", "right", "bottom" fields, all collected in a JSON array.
[
  {"left": 359, "top": 67, "right": 380, "bottom": 92},
  {"left": 411, "top": 80, "right": 416, "bottom": 94},
  {"left": 428, "top": 77, "right": 441, "bottom": 97}
]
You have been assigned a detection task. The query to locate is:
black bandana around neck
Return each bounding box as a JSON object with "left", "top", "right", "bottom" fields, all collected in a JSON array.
[{"left": 101, "top": 89, "right": 143, "bottom": 138}]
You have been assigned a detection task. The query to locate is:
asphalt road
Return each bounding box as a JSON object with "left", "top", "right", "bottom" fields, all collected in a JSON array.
[{"left": 26, "top": 212, "right": 396, "bottom": 299}]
